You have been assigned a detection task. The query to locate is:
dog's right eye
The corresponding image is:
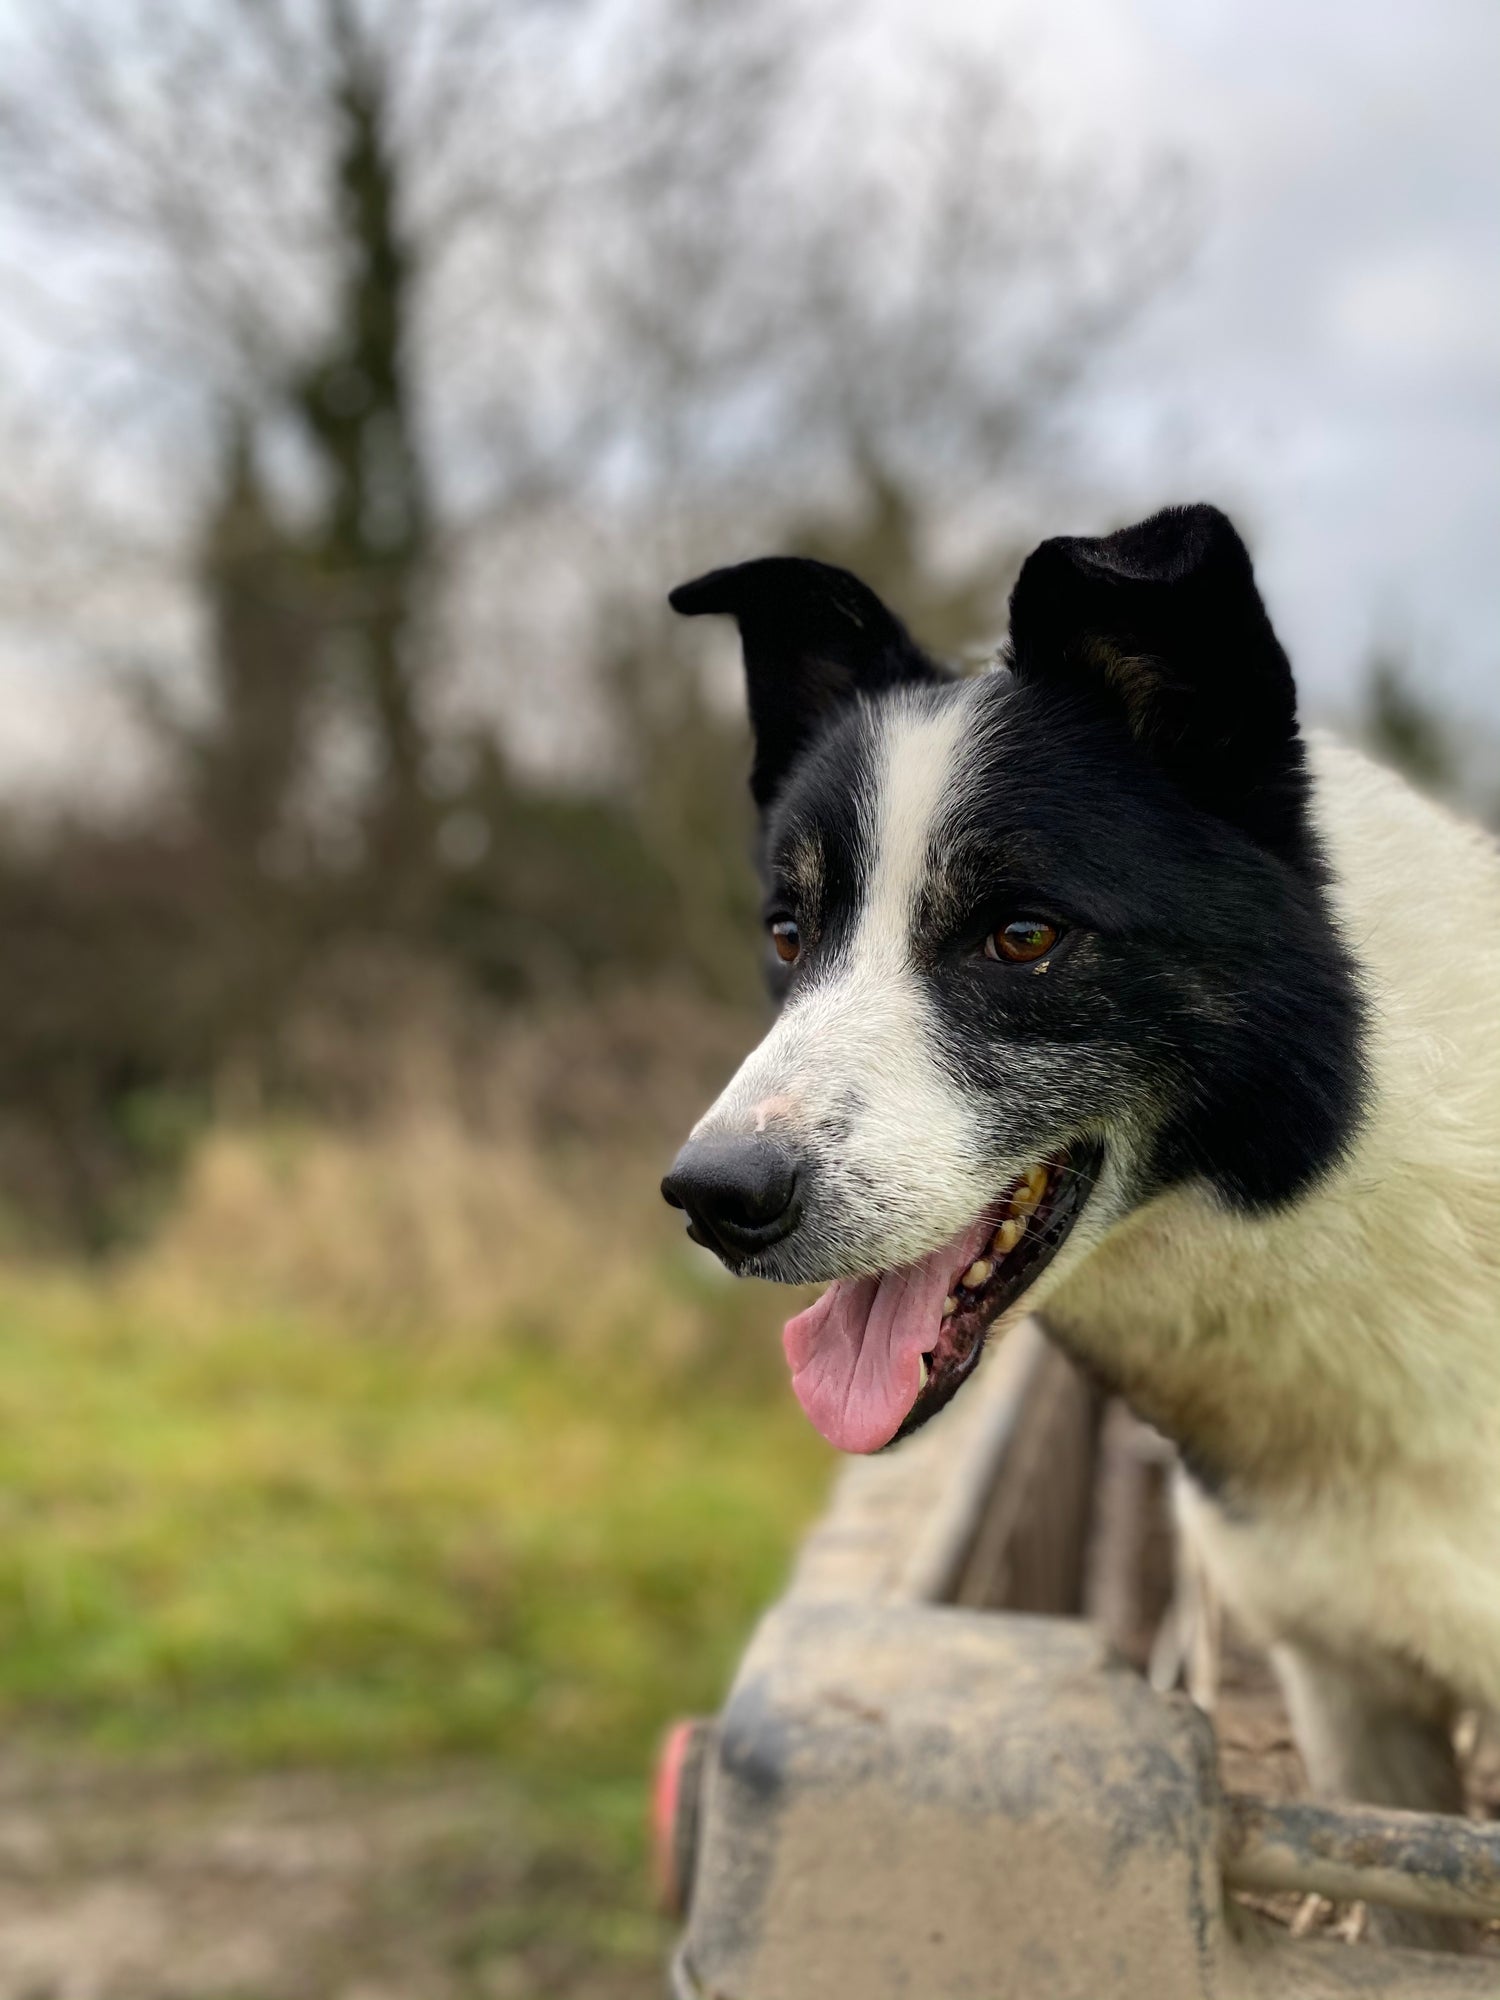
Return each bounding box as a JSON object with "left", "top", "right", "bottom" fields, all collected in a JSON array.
[
  {"left": 985, "top": 917, "right": 1060, "bottom": 964},
  {"left": 769, "top": 917, "right": 801, "bottom": 965}
]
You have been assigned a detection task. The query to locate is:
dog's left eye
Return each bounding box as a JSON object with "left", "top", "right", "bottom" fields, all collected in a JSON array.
[
  {"left": 985, "top": 918, "right": 1059, "bottom": 964},
  {"left": 769, "top": 917, "right": 801, "bottom": 964}
]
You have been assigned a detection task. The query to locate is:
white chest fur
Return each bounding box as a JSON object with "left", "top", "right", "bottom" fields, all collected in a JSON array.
[{"left": 1047, "top": 733, "right": 1500, "bottom": 1706}]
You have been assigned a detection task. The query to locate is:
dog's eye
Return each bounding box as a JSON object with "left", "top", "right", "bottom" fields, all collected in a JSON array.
[
  {"left": 985, "top": 918, "right": 1059, "bottom": 964},
  {"left": 769, "top": 917, "right": 801, "bottom": 965}
]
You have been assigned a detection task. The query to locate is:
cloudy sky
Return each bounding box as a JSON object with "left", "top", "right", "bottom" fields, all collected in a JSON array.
[
  {"left": 0, "top": 0, "right": 1496, "bottom": 788},
  {"left": 952, "top": 0, "right": 1500, "bottom": 728}
]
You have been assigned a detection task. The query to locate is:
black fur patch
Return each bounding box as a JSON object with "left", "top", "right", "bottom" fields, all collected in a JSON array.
[
  {"left": 944, "top": 674, "right": 1363, "bottom": 1211},
  {"left": 1007, "top": 505, "right": 1314, "bottom": 873},
  {"left": 669, "top": 556, "right": 946, "bottom": 807}
]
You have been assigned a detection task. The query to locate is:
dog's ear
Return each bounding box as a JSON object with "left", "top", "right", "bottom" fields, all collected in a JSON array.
[
  {"left": 1007, "top": 506, "right": 1308, "bottom": 862},
  {"left": 669, "top": 556, "right": 945, "bottom": 808}
]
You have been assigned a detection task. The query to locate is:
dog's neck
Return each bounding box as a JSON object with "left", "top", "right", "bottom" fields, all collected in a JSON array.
[
  {"left": 1047, "top": 732, "right": 1500, "bottom": 1501},
  {"left": 1045, "top": 1156, "right": 1499, "bottom": 1498}
]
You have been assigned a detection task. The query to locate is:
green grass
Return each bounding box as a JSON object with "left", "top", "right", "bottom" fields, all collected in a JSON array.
[
  {"left": 0, "top": 1253, "right": 832, "bottom": 1988},
  {"left": 0, "top": 1265, "right": 830, "bottom": 1768}
]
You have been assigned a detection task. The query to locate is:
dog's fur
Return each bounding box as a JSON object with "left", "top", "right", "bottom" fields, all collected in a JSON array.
[{"left": 666, "top": 507, "right": 1500, "bottom": 1903}]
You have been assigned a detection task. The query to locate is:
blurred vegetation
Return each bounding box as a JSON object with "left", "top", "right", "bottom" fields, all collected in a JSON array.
[
  {"left": 1358, "top": 647, "right": 1500, "bottom": 826},
  {"left": 0, "top": 1097, "right": 830, "bottom": 1996},
  {"left": 1363, "top": 651, "right": 1461, "bottom": 798},
  {"left": 0, "top": 1239, "right": 825, "bottom": 1770},
  {"left": 0, "top": 0, "right": 1184, "bottom": 1247}
]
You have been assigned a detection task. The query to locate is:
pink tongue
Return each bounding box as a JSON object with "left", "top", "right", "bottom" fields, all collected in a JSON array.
[{"left": 782, "top": 1222, "right": 988, "bottom": 1454}]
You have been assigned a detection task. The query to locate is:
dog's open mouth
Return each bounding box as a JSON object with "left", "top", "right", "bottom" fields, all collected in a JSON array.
[{"left": 782, "top": 1143, "right": 1102, "bottom": 1454}]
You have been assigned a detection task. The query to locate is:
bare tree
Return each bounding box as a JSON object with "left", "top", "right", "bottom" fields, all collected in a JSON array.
[
  {"left": 0, "top": 0, "right": 1188, "bottom": 1241},
  {"left": 0, "top": 0, "right": 602, "bottom": 877},
  {"left": 0, "top": 0, "right": 1183, "bottom": 787}
]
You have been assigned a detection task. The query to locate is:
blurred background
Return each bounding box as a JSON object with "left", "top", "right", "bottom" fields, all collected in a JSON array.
[{"left": 0, "top": 0, "right": 1494, "bottom": 1993}]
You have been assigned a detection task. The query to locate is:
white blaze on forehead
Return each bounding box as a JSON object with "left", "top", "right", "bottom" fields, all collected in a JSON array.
[
  {"left": 693, "top": 684, "right": 990, "bottom": 1263},
  {"left": 857, "top": 685, "right": 981, "bottom": 969}
]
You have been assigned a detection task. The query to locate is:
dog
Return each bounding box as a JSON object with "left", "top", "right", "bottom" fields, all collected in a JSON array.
[{"left": 661, "top": 505, "right": 1500, "bottom": 1915}]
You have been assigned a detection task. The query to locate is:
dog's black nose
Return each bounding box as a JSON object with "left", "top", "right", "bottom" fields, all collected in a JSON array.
[{"left": 661, "top": 1137, "right": 799, "bottom": 1261}]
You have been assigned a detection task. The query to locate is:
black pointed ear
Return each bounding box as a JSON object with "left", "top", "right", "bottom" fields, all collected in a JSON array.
[
  {"left": 669, "top": 556, "right": 945, "bottom": 808},
  {"left": 1008, "top": 506, "right": 1310, "bottom": 864}
]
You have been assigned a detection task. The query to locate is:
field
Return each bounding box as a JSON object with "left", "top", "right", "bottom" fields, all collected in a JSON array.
[{"left": 0, "top": 1106, "right": 833, "bottom": 1997}]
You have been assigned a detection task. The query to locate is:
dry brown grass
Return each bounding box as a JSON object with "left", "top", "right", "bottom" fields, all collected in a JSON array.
[{"left": 135, "top": 975, "right": 767, "bottom": 1348}]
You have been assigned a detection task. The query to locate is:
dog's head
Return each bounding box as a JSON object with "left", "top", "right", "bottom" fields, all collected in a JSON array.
[{"left": 662, "top": 506, "right": 1365, "bottom": 1452}]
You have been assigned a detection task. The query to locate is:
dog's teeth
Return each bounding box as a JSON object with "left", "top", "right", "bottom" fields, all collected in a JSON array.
[
  {"left": 917, "top": 1355, "right": 929, "bottom": 1392},
  {"left": 942, "top": 1295, "right": 958, "bottom": 1318},
  {"left": 961, "top": 1258, "right": 992, "bottom": 1289},
  {"left": 1012, "top": 1166, "right": 1049, "bottom": 1217},
  {"left": 992, "top": 1215, "right": 1025, "bottom": 1255}
]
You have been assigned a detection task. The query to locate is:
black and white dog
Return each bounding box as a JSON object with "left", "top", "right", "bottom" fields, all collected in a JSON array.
[{"left": 662, "top": 504, "right": 1500, "bottom": 1852}]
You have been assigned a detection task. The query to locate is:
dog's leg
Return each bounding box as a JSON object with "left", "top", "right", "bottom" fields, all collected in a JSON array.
[{"left": 1273, "top": 1642, "right": 1469, "bottom": 1952}]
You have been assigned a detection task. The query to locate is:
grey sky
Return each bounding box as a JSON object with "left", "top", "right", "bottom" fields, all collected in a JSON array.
[
  {"left": 962, "top": 0, "right": 1500, "bottom": 725},
  {"left": 0, "top": 0, "right": 1496, "bottom": 789}
]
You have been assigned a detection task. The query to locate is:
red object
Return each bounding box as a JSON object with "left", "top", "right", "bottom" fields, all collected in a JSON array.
[{"left": 652, "top": 1716, "right": 711, "bottom": 1917}]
